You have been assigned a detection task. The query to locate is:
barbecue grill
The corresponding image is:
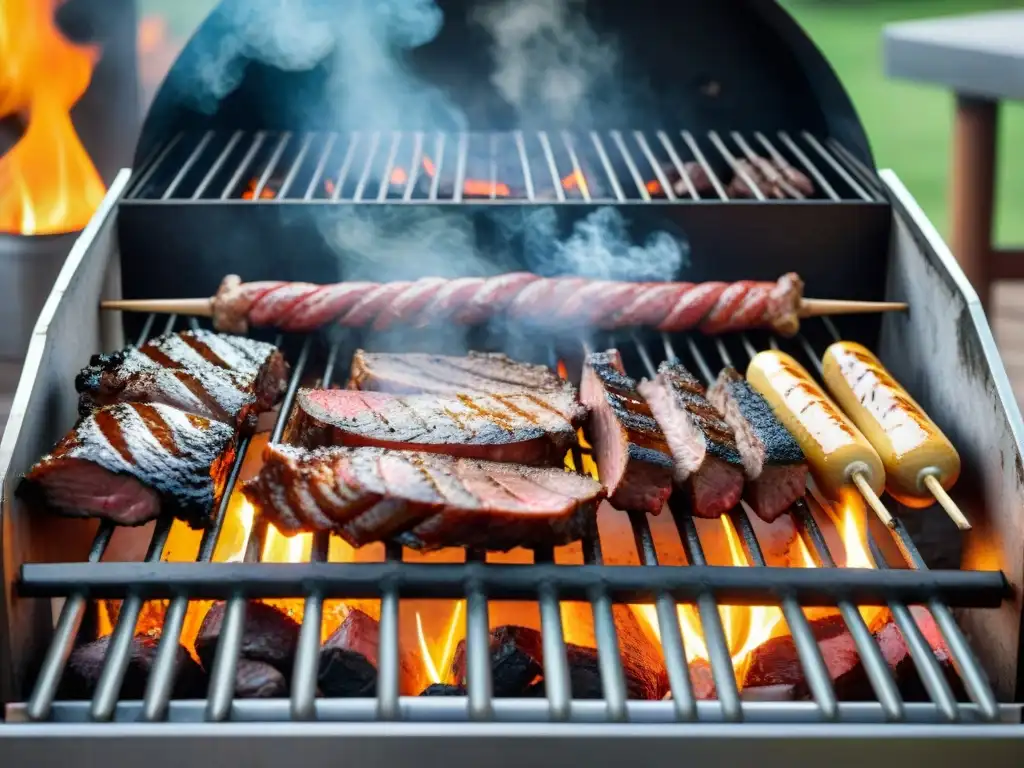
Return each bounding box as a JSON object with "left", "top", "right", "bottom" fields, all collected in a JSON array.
[{"left": 3, "top": 0, "right": 1024, "bottom": 763}]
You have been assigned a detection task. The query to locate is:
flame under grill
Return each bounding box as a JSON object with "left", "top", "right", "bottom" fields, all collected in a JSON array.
[
  {"left": 125, "top": 129, "right": 881, "bottom": 204},
  {"left": 12, "top": 314, "right": 1008, "bottom": 726}
]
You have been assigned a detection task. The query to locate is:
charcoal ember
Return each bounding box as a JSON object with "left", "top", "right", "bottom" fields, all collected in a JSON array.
[
  {"left": 744, "top": 615, "right": 869, "bottom": 699},
  {"left": 319, "top": 609, "right": 379, "bottom": 697},
  {"left": 318, "top": 609, "right": 425, "bottom": 697},
  {"left": 875, "top": 608, "right": 965, "bottom": 702},
  {"left": 194, "top": 601, "right": 300, "bottom": 676},
  {"left": 452, "top": 625, "right": 667, "bottom": 700},
  {"left": 451, "top": 626, "right": 543, "bottom": 697},
  {"left": 420, "top": 683, "right": 466, "bottom": 696},
  {"left": 235, "top": 659, "right": 288, "bottom": 698},
  {"left": 59, "top": 633, "right": 206, "bottom": 700}
]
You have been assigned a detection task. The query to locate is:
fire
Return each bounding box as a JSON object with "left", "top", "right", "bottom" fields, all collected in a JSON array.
[
  {"left": 415, "top": 601, "right": 464, "bottom": 684},
  {"left": 825, "top": 488, "right": 886, "bottom": 628},
  {"left": 242, "top": 178, "right": 277, "bottom": 200},
  {"left": 0, "top": 0, "right": 106, "bottom": 234}
]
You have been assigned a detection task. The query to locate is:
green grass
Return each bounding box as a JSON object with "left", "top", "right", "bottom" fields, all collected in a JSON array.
[{"left": 785, "top": 0, "right": 1024, "bottom": 245}]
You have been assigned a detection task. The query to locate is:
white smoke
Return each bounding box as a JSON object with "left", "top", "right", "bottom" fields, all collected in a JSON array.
[{"left": 471, "top": 0, "right": 619, "bottom": 125}]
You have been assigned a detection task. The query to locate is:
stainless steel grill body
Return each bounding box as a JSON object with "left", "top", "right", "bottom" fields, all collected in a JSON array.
[{"left": 2, "top": 171, "right": 1024, "bottom": 763}]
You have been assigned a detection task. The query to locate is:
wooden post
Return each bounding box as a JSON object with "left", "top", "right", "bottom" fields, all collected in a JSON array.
[{"left": 950, "top": 95, "right": 998, "bottom": 310}]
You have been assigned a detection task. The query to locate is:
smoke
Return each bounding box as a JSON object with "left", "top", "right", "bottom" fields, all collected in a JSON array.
[
  {"left": 471, "top": 0, "right": 621, "bottom": 125},
  {"left": 521, "top": 206, "right": 688, "bottom": 282}
]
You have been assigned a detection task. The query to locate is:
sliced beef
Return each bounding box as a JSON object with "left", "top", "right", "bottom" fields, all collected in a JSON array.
[
  {"left": 76, "top": 331, "right": 288, "bottom": 433},
  {"left": 348, "top": 350, "right": 583, "bottom": 422},
  {"left": 59, "top": 633, "right": 206, "bottom": 700},
  {"left": 283, "top": 388, "right": 578, "bottom": 466},
  {"left": 579, "top": 350, "right": 673, "bottom": 515},
  {"left": 242, "top": 444, "right": 603, "bottom": 551},
  {"left": 638, "top": 360, "right": 744, "bottom": 518},
  {"left": 19, "top": 402, "right": 237, "bottom": 529},
  {"left": 707, "top": 366, "right": 807, "bottom": 521}
]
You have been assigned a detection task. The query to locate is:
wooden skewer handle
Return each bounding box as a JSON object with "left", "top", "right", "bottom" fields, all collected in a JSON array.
[
  {"left": 922, "top": 474, "right": 971, "bottom": 531},
  {"left": 101, "top": 298, "right": 214, "bottom": 316},
  {"left": 799, "top": 298, "right": 908, "bottom": 317}
]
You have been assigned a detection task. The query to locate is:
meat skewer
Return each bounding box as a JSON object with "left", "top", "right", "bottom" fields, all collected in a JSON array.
[
  {"left": 100, "top": 272, "right": 908, "bottom": 338},
  {"left": 821, "top": 341, "right": 968, "bottom": 530}
]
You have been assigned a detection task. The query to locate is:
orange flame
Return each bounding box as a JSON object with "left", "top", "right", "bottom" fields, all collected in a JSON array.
[
  {"left": 415, "top": 601, "right": 464, "bottom": 684},
  {"left": 241, "top": 178, "right": 277, "bottom": 200},
  {"left": 0, "top": 0, "right": 106, "bottom": 234}
]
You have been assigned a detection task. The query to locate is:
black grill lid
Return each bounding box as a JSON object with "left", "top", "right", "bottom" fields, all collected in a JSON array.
[{"left": 135, "top": 0, "right": 873, "bottom": 168}]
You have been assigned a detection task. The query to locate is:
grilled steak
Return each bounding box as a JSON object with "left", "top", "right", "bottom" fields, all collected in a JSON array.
[
  {"left": 76, "top": 331, "right": 288, "bottom": 432},
  {"left": 707, "top": 366, "right": 807, "bottom": 521},
  {"left": 348, "top": 350, "right": 583, "bottom": 422},
  {"left": 638, "top": 360, "right": 744, "bottom": 518},
  {"left": 242, "top": 444, "right": 604, "bottom": 551},
  {"left": 580, "top": 350, "right": 673, "bottom": 515},
  {"left": 19, "top": 402, "right": 236, "bottom": 528},
  {"left": 283, "top": 388, "right": 578, "bottom": 466}
]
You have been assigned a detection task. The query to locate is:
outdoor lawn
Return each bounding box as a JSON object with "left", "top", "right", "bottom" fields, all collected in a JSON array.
[{"left": 784, "top": 0, "right": 1024, "bottom": 246}]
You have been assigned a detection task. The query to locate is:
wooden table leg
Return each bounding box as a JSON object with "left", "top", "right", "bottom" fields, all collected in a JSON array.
[{"left": 950, "top": 95, "right": 998, "bottom": 310}]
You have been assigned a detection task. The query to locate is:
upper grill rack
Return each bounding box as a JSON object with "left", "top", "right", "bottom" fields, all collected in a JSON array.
[
  {"left": 124, "top": 130, "right": 882, "bottom": 204},
  {"left": 11, "top": 317, "right": 1009, "bottom": 726}
]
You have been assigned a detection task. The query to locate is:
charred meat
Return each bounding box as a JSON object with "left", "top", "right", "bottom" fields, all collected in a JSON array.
[
  {"left": 283, "top": 388, "right": 579, "bottom": 466},
  {"left": 638, "top": 360, "right": 744, "bottom": 518},
  {"left": 727, "top": 155, "right": 814, "bottom": 200},
  {"left": 707, "top": 366, "right": 807, "bottom": 521},
  {"left": 242, "top": 444, "right": 604, "bottom": 551},
  {"left": 348, "top": 350, "right": 582, "bottom": 419},
  {"left": 76, "top": 330, "right": 288, "bottom": 432},
  {"left": 580, "top": 350, "right": 673, "bottom": 515},
  {"left": 19, "top": 402, "right": 236, "bottom": 528}
]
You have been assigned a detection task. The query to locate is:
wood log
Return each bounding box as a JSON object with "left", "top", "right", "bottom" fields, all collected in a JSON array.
[
  {"left": 59, "top": 633, "right": 206, "bottom": 700},
  {"left": 234, "top": 659, "right": 288, "bottom": 698}
]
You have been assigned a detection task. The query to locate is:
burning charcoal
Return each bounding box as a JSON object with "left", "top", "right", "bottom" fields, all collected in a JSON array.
[
  {"left": 194, "top": 601, "right": 300, "bottom": 676},
  {"left": 59, "top": 633, "right": 206, "bottom": 700},
  {"left": 420, "top": 683, "right": 466, "bottom": 696},
  {"left": 318, "top": 609, "right": 425, "bottom": 697},
  {"left": 744, "top": 614, "right": 869, "bottom": 700},
  {"left": 235, "top": 659, "right": 288, "bottom": 698},
  {"left": 451, "top": 626, "right": 544, "bottom": 697},
  {"left": 612, "top": 605, "right": 670, "bottom": 699},
  {"left": 452, "top": 625, "right": 667, "bottom": 700},
  {"left": 689, "top": 659, "right": 717, "bottom": 700},
  {"left": 874, "top": 608, "right": 965, "bottom": 702}
]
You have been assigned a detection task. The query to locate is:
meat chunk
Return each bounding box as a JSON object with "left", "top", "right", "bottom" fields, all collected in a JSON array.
[
  {"left": 195, "top": 601, "right": 300, "bottom": 675},
  {"left": 726, "top": 156, "right": 814, "bottom": 200},
  {"left": 283, "top": 388, "right": 579, "bottom": 466},
  {"left": 76, "top": 331, "right": 288, "bottom": 433},
  {"left": 19, "top": 402, "right": 237, "bottom": 528},
  {"left": 242, "top": 444, "right": 604, "bottom": 551},
  {"left": 638, "top": 360, "right": 744, "bottom": 517},
  {"left": 707, "top": 366, "right": 807, "bottom": 521},
  {"left": 580, "top": 350, "right": 673, "bottom": 515},
  {"left": 348, "top": 350, "right": 582, "bottom": 421}
]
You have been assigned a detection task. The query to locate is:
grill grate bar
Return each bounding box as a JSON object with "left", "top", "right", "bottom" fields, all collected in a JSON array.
[
  {"left": 537, "top": 132, "right": 567, "bottom": 203},
  {"left": 377, "top": 132, "right": 403, "bottom": 203},
  {"left": 464, "top": 548, "right": 493, "bottom": 720},
  {"left": 562, "top": 132, "right": 592, "bottom": 202},
  {"left": 329, "top": 133, "right": 361, "bottom": 202},
  {"left": 376, "top": 541, "right": 403, "bottom": 720},
  {"left": 191, "top": 131, "right": 242, "bottom": 200},
  {"left": 304, "top": 133, "right": 338, "bottom": 201},
  {"left": 514, "top": 131, "right": 536, "bottom": 201},
  {"left": 127, "top": 131, "right": 184, "bottom": 200},
  {"left": 453, "top": 132, "right": 469, "bottom": 203},
  {"left": 428, "top": 133, "right": 446, "bottom": 201},
  {"left": 278, "top": 132, "right": 314, "bottom": 199},
  {"left": 634, "top": 131, "right": 677, "bottom": 201},
  {"left": 610, "top": 131, "right": 650, "bottom": 201},
  {"left": 656, "top": 130, "right": 699, "bottom": 199},
  {"left": 402, "top": 132, "right": 426, "bottom": 202},
  {"left": 353, "top": 132, "right": 382, "bottom": 203},
  {"left": 730, "top": 132, "right": 806, "bottom": 201},
  {"left": 680, "top": 131, "right": 728, "bottom": 200},
  {"left": 220, "top": 132, "right": 266, "bottom": 201},
  {"left": 589, "top": 131, "right": 626, "bottom": 202},
  {"left": 799, "top": 132, "right": 872, "bottom": 202},
  {"left": 252, "top": 133, "right": 292, "bottom": 200},
  {"left": 161, "top": 131, "right": 214, "bottom": 201},
  {"left": 582, "top": 536, "right": 628, "bottom": 721},
  {"left": 536, "top": 546, "right": 572, "bottom": 720},
  {"left": 771, "top": 132, "right": 839, "bottom": 201}
]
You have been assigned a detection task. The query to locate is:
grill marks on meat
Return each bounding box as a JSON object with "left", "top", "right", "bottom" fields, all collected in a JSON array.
[
  {"left": 284, "top": 388, "right": 578, "bottom": 466},
  {"left": 76, "top": 330, "right": 288, "bottom": 432},
  {"left": 638, "top": 360, "right": 744, "bottom": 518},
  {"left": 707, "top": 367, "right": 807, "bottom": 521},
  {"left": 348, "top": 350, "right": 583, "bottom": 421},
  {"left": 242, "top": 444, "right": 603, "bottom": 551},
  {"left": 580, "top": 350, "right": 673, "bottom": 515},
  {"left": 19, "top": 402, "right": 236, "bottom": 528}
]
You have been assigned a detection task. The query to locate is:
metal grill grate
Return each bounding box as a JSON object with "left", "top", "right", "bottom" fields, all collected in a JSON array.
[
  {"left": 124, "top": 130, "right": 881, "bottom": 204},
  {"left": 11, "top": 317, "right": 1010, "bottom": 725}
]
